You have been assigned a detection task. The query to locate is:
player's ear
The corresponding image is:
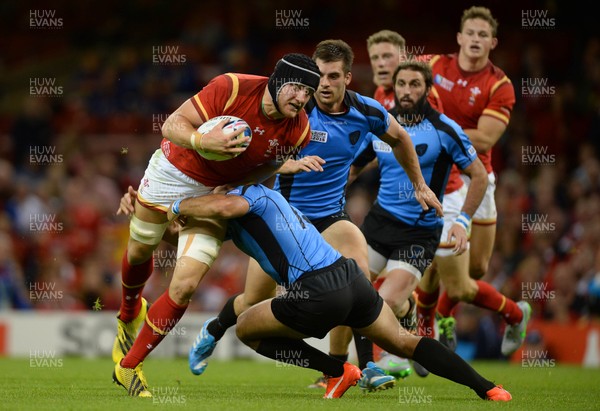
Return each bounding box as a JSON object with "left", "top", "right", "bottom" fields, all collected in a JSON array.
[
  {"left": 456, "top": 32, "right": 463, "bottom": 47},
  {"left": 345, "top": 71, "right": 352, "bottom": 86},
  {"left": 490, "top": 37, "right": 498, "bottom": 50}
]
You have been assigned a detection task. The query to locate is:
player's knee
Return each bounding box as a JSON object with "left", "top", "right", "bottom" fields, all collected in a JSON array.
[
  {"left": 235, "top": 313, "right": 252, "bottom": 344},
  {"left": 445, "top": 286, "right": 470, "bottom": 302},
  {"left": 382, "top": 294, "right": 403, "bottom": 317},
  {"left": 127, "top": 240, "right": 157, "bottom": 265},
  {"left": 469, "top": 261, "right": 488, "bottom": 279},
  {"left": 169, "top": 277, "right": 200, "bottom": 304},
  {"left": 237, "top": 297, "right": 254, "bottom": 313}
]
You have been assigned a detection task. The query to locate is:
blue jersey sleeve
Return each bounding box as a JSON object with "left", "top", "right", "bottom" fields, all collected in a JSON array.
[
  {"left": 357, "top": 94, "right": 390, "bottom": 137},
  {"left": 438, "top": 114, "right": 477, "bottom": 170}
]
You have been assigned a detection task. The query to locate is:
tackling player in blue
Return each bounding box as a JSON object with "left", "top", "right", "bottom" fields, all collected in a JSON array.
[{"left": 153, "top": 183, "right": 510, "bottom": 401}]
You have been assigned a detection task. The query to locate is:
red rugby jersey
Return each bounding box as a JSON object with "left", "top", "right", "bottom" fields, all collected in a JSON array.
[
  {"left": 161, "top": 73, "right": 311, "bottom": 187},
  {"left": 374, "top": 86, "right": 396, "bottom": 111},
  {"left": 430, "top": 54, "right": 515, "bottom": 193}
]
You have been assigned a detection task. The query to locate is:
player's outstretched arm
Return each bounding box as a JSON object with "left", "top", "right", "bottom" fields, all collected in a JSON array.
[
  {"left": 378, "top": 113, "right": 443, "bottom": 216},
  {"left": 167, "top": 194, "right": 250, "bottom": 222},
  {"left": 447, "top": 158, "right": 487, "bottom": 255},
  {"left": 278, "top": 155, "right": 325, "bottom": 174}
]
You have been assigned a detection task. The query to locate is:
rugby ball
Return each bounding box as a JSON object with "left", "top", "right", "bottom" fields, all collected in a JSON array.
[{"left": 195, "top": 116, "right": 252, "bottom": 161}]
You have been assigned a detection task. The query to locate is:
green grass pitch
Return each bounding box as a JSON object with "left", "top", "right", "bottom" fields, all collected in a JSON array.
[{"left": 1, "top": 358, "right": 599, "bottom": 410}]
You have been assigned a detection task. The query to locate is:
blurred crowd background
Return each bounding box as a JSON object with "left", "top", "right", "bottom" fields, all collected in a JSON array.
[{"left": 0, "top": 0, "right": 599, "bottom": 359}]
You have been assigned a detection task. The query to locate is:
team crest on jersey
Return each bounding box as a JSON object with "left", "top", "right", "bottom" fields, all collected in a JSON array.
[
  {"left": 349, "top": 131, "right": 361, "bottom": 145},
  {"left": 264, "top": 138, "right": 280, "bottom": 157},
  {"left": 469, "top": 86, "right": 482, "bottom": 106},
  {"left": 434, "top": 74, "right": 454, "bottom": 91},
  {"left": 373, "top": 140, "right": 392, "bottom": 153},
  {"left": 415, "top": 144, "right": 428, "bottom": 156},
  {"left": 310, "top": 130, "right": 328, "bottom": 143}
]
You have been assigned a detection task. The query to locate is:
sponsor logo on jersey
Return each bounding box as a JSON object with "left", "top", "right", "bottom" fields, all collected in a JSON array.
[
  {"left": 373, "top": 140, "right": 392, "bottom": 153},
  {"left": 310, "top": 130, "right": 328, "bottom": 143},
  {"left": 434, "top": 74, "right": 454, "bottom": 91}
]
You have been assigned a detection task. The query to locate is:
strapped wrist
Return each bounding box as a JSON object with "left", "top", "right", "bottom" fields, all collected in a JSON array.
[
  {"left": 455, "top": 211, "right": 472, "bottom": 232},
  {"left": 191, "top": 131, "right": 204, "bottom": 151},
  {"left": 171, "top": 199, "right": 182, "bottom": 216}
]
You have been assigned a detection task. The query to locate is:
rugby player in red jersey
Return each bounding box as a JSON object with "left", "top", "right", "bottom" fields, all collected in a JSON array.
[
  {"left": 111, "top": 54, "right": 321, "bottom": 393},
  {"left": 415, "top": 7, "right": 531, "bottom": 367}
]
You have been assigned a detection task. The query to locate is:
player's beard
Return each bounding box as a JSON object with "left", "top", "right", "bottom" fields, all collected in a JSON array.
[{"left": 396, "top": 93, "right": 427, "bottom": 124}]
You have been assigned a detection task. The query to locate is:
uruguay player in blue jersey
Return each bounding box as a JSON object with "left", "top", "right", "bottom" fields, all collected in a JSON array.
[
  {"left": 161, "top": 183, "right": 510, "bottom": 401},
  {"left": 349, "top": 61, "right": 488, "bottom": 377},
  {"left": 188, "top": 40, "right": 442, "bottom": 391}
]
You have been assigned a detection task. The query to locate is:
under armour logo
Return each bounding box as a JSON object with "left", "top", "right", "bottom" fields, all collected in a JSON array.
[
  {"left": 147, "top": 344, "right": 153, "bottom": 349},
  {"left": 457, "top": 79, "right": 467, "bottom": 87},
  {"left": 253, "top": 126, "right": 265, "bottom": 135}
]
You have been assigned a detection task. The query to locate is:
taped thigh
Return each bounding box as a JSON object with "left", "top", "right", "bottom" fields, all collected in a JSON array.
[
  {"left": 385, "top": 259, "right": 423, "bottom": 281},
  {"left": 129, "top": 215, "right": 169, "bottom": 245},
  {"left": 367, "top": 244, "right": 388, "bottom": 277},
  {"left": 177, "top": 231, "right": 222, "bottom": 267}
]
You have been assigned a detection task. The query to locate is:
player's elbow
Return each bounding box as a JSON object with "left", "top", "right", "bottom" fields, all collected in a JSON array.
[
  {"left": 161, "top": 115, "right": 175, "bottom": 139},
  {"left": 473, "top": 139, "right": 493, "bottom": 153},
  {"left": 161, "top": 112, "right": 186, "bottom": 140},
  {"left": 212, "top": 196, "right": 247, "bottom": 219},
  {"left": 466, "top": 159, "right": 488, "bottom": 189}
]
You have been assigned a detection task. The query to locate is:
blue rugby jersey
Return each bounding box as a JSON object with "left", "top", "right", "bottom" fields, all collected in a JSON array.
[
  {"left": 226, "top": 184, "right": 342, "bottom": 284},
  {"left": 355, "top": 103, "right": 477, "bottom": 228},
  {"left": 275, "top": 91, "right": 390, "bottom": 220}
]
